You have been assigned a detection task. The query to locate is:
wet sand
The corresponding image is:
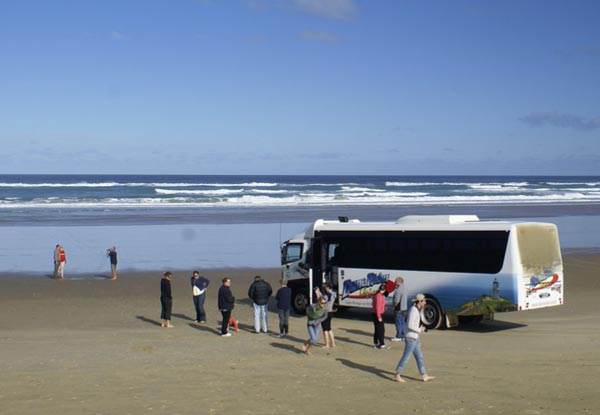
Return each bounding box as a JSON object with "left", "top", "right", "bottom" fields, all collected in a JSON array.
[{"left": 0, "top": 254, "right": 598, "bottom": 414}]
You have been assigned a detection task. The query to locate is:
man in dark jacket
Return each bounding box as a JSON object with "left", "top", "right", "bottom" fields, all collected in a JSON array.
[
  {"left": 248, "top": 275, "right": 273, "bottom": 333},
  {"left": 218, "top": 277, "right": 235, "bottom": 337}
]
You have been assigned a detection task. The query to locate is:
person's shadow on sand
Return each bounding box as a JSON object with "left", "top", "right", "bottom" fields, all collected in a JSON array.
[
  {"left": 336, "top": 358, "right": 397, "bottom": 381},
  {"left": 188, "top": 323, "right": 220, "bottom": 335},
  {"left": 136, "top": 316, "right": 162, "bottom": 327},
  {"left": 270, "top": 342, "right": 305, "bottom": 354},
  {"left": 334, "top": 335, "right": 373, "bottom": 348}
]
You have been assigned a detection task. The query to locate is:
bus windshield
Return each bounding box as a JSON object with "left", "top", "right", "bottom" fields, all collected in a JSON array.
[{"left": 282, "top": 243, "right": 303, "bottom": 265}]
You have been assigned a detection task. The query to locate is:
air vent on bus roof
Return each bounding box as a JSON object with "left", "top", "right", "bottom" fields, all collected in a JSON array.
[{"left": 395, "top": 215, "right": 480, "bottom": 225}]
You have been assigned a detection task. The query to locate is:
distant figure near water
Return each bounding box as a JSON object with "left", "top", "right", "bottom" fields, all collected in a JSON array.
[
  {"left": 107, "top": 246, "right": 118, "bottom": 280},
  {"left": 53, "top": 244, "right": 66, "bottom": 279}
]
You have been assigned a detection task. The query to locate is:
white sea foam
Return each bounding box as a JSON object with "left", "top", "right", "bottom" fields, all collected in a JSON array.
[{"left": 2, "top": 191, "right": 600, "bottom": 209}]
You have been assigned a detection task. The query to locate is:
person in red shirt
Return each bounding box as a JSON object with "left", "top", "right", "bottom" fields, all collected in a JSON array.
[{"left": 372, "top": 283, "right": 389, "bottom": 350}]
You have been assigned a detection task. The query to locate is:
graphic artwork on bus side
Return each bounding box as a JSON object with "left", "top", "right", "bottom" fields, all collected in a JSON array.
[{"left": 342, "top": 272, "right": 392, "bottom": 299}]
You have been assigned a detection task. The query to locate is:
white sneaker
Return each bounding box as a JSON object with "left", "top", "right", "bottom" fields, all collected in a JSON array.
[
  {"left": 378, "top": 345, "right": 391, "bottom": 350},
  {"left": 391, "top": 337, "right": 404, "bottom": 342},
  {"left": 221, "top": 333, "right": 232, "bottom": 337}
]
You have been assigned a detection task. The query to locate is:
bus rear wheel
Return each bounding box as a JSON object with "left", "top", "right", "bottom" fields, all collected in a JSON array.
[
  {"left": 292, "top": 289, "right": 309, "bottom": 314},
  {"left": 422, "top": 297, "right": 444, "bottom": 330}
]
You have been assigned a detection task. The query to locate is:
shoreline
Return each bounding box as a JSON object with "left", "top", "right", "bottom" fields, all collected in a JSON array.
[{"left": 3, "top": 202, "right": 600, "bottom": 226}]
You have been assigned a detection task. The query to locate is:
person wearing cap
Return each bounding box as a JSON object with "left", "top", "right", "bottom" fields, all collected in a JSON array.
[
  {"left": 391, "top": 277, "right": 407, "bottom": 342},
  {"left": 372, "top": 284, "right": 390, "bottom": 350},
  {"left": 394, "top": 293, "right": 435, "bottom": 383}
]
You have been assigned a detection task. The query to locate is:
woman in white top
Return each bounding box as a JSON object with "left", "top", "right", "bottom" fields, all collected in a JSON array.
[{"left": 394, "top": 294, "right": 435, "bottom": 383}]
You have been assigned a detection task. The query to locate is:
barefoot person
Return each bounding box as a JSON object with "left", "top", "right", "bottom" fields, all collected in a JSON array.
[
  {"left": 54, "top": 244, "right": 67, "bottom": 279},
  {"left": 107, "top": 246, "right": 118, "bottom": 280},
  {"left": 302, "top": 296, "right": 328, "bottom": 355},
  {"left": 160, "top": 272, "right": 174, "bottom": 328},
  {"left": 315, "top": 284, "right": 336, "bottom": 348},
  {"left": 394, "top": 294, "right": 435, "bottom": 383}
]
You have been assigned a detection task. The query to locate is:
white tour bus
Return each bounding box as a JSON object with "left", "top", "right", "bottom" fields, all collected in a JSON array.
[{"left": 281, "top": 215, "right": 563, "bottom": 329}]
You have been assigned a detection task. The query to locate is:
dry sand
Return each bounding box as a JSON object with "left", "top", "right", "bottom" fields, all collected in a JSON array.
[{"left": 0, "top": 254, "right": 598, "bottom": 415}]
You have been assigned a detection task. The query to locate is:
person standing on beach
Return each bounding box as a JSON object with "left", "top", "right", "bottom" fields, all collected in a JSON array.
[
  {"left": 275, "top": 279, "right": 292, "bottom": 337},
  {"left": 372, "top": 284, "right": 390, "bottom": 350},
  {"left": 54, "top": 245, "right": 67, "bottom": 279},
  {"left": 218, "top": 277, "right": 235, "bottom": 337},
  {"left": 301, "top": 296, "right": 328, "bottom": 355},
  {"left": 160, "top": 272, "right": 174, "bottom": 328},
  {"left": 191, "top": 271, "right": 210, "bottom": 323},
  {"left": 53, "top": 245, "right": 61, "bottom": 279},
  {"left": 315, "top": 284, "right": 337, "bottom": 348},
  {"left": 248, "top": 275, "right": 272, "bottom": 333},
  {"left": 394, "top": 293, "right": 435, "bottom": 383},
  {"left": 391, "top": 277, "right": 407, "bottom": 342},
  {"left": 107, "top": 246, "right": 118, "bottom": 280}
]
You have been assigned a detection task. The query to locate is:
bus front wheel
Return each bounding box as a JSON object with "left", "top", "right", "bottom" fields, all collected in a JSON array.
[
  {"left": 292, "top": 289, "right": 309, "bottom": 314},
  {"left": 422, "top": 297, "right": 444, "bottom": 330}
]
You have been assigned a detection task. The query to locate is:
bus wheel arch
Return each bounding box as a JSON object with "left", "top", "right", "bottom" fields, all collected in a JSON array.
[{"left": 422, "top": 295, "right": 445, "bottom": 330}]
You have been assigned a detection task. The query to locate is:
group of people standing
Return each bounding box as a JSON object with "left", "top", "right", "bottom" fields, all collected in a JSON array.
[
  {"left": 51, "top": 245, "right": 118, "bottom": 280},
  {"left": 159, "top": 271, "right": 435, "bottom": 383}
]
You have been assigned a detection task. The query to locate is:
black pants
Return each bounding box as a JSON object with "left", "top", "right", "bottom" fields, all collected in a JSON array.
[
  {"left": 161, "top": 297, "right": 172, "bottom": 320},
  {"left": 220, "top": 309, "right": 232, "bottom": 335},
  {"left": 372, "top": 313, "right": 385, "bottom": 346}
]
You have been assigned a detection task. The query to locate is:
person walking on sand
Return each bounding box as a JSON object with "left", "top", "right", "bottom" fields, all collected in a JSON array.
[
  {"left": 315, "top": 283, "right": 337, "bottom": 348},
  {"left": 394, "top": 294, "right": 435, "bottom": 383},
  {"left": 248, "top": 275, "right": 272, "bottom": 333},
  {"left": 391, "top": 277, "right": 407, "bottom": 342},
  {"left": 160, "top": 272, "right": 174, "bottom": 328},
  {"left": 372, "top": 283, "right": 390, "bottom": 350},
  {"left": 301, "top": 296, "right": 328, "bottom": 355},
  {"left": 191, "top": 271, "right": 210, "bottom": 323},
  {"left": 107, "top": 246, "right": 118, "bottom": 280},
  {"left": 275, "top": 279, "right": 292, "bottom": 337},
  {"left": 54, "top": 244, "right": 67, "bottom": 279},
  {"left": 218, "top": 277, "right": 235, "bottom": 337}
]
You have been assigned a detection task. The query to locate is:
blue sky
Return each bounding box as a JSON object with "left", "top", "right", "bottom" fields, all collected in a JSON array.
[{"left": 1, "top": 0, "right": 599, "bottom": 175}]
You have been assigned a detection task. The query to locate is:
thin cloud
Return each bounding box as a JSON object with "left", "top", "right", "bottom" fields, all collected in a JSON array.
[
  {"left": 519, "top": 112, "right": 600, "bottom": 131},
  {"left": 290, "top": 0, "right": 357, "bottom": 20},
  {"left": 111, "top": 31, "right": 128, "bottom": 41},
  {"left": 299, "top": 31, "right": 340, "bottom": 43}
]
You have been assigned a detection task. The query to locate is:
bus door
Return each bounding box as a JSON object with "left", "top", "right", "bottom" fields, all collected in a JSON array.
[{"left": 309, "top": 237, "right": 327, "bottom": 304}]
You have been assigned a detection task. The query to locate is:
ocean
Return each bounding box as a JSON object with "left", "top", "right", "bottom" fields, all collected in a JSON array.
[{"left": 1, "top": 174, "right": 599, "bottom": 275}]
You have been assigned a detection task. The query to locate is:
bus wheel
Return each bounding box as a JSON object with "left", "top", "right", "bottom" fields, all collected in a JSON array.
[
  {"left": 422, "top": 297, "right": 444, "bottom": 330},
  {"left": 292, "top": 289, "right": 309, "bottom": 314}
]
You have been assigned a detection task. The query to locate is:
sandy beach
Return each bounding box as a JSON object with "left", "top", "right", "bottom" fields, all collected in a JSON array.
[{"left": 0, "top": 253, "right": 598, "bottom": 415}]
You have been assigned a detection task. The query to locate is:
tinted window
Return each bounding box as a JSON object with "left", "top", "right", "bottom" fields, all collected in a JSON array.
[{"left": 314, "top": 230, "right": 509, "bottom": 274}]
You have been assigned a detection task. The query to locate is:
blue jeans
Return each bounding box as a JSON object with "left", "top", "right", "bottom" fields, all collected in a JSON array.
[
  {"left": 193, "top": 294, "right": 206, "bottom": 322},
  {"left": 253, "top": 303, "right": 268, "bottom": 332},
  {"left": 395, "top": 337, "right": 426, "bottom": 375},
  {"left": 394, "top": 310, "right": 407, "bottom": 339},
  {"left": 307, "top": 324, "right": 320, "bottom": 344}
]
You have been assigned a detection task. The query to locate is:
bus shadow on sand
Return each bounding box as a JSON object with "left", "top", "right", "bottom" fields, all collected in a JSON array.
[{"left": 453, "top": 319, "right": 527, "bottom": 333}]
